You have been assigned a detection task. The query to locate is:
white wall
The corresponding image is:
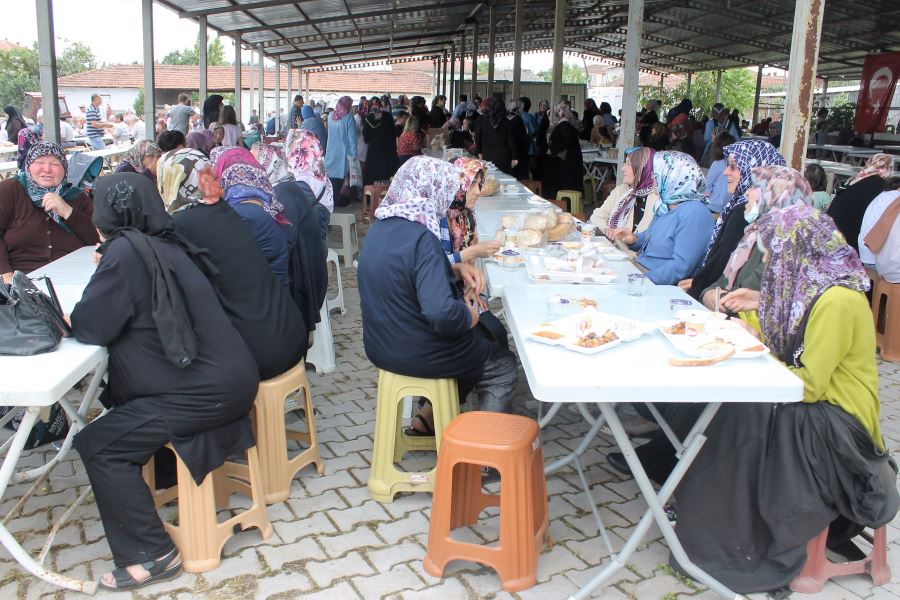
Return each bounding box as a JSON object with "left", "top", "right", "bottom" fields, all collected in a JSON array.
[
  {"left": 589, "top": 86, "right": 623, "bottom": 116},
  {"left": 58, "top": 87, "right": 140, "bottom": 117}
]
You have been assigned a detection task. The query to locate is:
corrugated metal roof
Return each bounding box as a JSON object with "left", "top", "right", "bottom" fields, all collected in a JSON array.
[{"left": 154, "top": 0, "right": 900, "bottom": 78}]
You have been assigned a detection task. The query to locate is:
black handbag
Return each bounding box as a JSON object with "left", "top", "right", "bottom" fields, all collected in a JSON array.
[{"left": 0, "top": 271, "right": 70, "bottom": 356}]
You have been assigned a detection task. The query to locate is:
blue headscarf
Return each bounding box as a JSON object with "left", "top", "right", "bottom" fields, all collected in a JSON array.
[
  {"left": 301, "top": 105, "right": 315, "bottom": 120},
  {"left": 651, "top": 151, "right": 706, "bottom": 217}
]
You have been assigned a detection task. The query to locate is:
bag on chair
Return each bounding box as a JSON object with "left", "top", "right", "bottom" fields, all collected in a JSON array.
[{"left": 0, "top": 272, "right": 69, "bottom": 356}]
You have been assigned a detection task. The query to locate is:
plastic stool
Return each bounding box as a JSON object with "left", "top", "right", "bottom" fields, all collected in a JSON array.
[
  {"left": 423, "top": 412, "right": 549, "bottom": 592},
  {"left": 790, "top": 526, "right": 890, "bottom": 593},
  {"left": 306, "top": 302, "right": 336, "bottom": 374},
  {"left": 367, "top": 371, "right": 460, "bottom": 503},
  {"left": 873, "top": 278, "right": 900, "bottom": 362},
  {"left": 362, "top": 181, "right": 390, "bottom": 222},
  {"left": 328, "top": 212, "right": 359, "bottom": 266},
  {"left": 519, "top": 179, "right": 542, "bottom": 196},
  {"left": 141, "top": 444, "right": 272, "bottom": 572},
  {"left": 325, "top": 248, "right": 345, "bottom": 315},
  {"left": 557, "top": 190, "right": 583, "bottom": 214},
  {"left": 583, "top": 174, "right": 597, "bottom": 209},
  {"left": 234, "top": 360, "right": 323, "bottom": 504}
]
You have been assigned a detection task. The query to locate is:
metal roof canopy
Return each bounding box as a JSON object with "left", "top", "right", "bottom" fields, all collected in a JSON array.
[{"left": 155, "top": 0, "right": 900, "bottom": 77}]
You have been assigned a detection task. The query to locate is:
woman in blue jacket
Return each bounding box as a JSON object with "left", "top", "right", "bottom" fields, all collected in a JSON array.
[{"left": 323, "top": 96, "right": 357, "bottom": 207}]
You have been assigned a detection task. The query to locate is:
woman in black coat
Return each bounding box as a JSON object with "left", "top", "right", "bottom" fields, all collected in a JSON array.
[
  {"left": 827, "top": 154, "right": 892, "bottom": 253},
  {"left": 71, "top": 173, "right": 258, "bottom": 591},
  {"left": 362, "top": 105, "right": 400, "bottom": 185},
  {"left": 474, "top": 98, "right": 519, "bottom": 176},
  {"left": 542, "top": 107, "right": 584, "bottom": 200},
  {"left": 506, "top": 106, "right": 531, "bottom": 180}
]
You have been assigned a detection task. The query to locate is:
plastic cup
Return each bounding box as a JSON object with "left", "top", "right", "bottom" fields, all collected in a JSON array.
[{"left": 627, "top": 274, "right": 647, "bottom": 297}]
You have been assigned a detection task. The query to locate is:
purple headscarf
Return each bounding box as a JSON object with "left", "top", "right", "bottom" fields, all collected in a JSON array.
[
  {"left": 332, "top": 96, "right": 352, "bottom": 121},
  {"left": 607, "top": 147, "right": 656, "bottom": 230},
  {"left": 185, "top": 130, "right": 214, "bottom": 156}
]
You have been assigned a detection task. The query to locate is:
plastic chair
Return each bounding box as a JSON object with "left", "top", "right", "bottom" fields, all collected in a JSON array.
[
  {"left": 556, "top": 190, "right": 583, "bottom": 214},
  {"left": 872, "top": 278, "right": 900, "bottom": 362},
  {"left": 519, "top": 179, "right": 542, "bottom": 196},
  {"left": 306, "top": 302, "right": 336, "bottom": 375},
  {"left": 790, "top": 526, "right": 890, "bottom": 593},
  {"left": 141, "top": 444, "right": 272, "bottom": 572},
  {"left": 327, "top": 212, "right": 359, "bottom": 266},
  {"left": 367, "top": 370, "right": 460, "bottom": 503},
  {"left": 325, "top": 249, "right": 345, "bottom": 315},
  {"left": 362, "top": 181, "right": 390, "bottom": 222},
  {"left": 423, "top": 412, "right": 549, "bottom": 592}
]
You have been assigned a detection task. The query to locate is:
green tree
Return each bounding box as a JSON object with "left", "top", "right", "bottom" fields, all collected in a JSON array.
[
  {"left": 162, "top": 36, "right": 227, "bottom": 66},
  {"left": 536, "top": 62, "right": 589, "bottom": 85},
  {"left": 133, "top": 89, "right": 144, "bottom": 116},
  {"left": 477, "top": 60, "right": 489, "bottom": 76},
  {"left": 56, "top": 41, "right": 98, "bottom": 77},
  {"left": 0, "top": 46, "right": 39, "bottom": 113},
  {"left": 640, "top": 68, "right": 757, "bottom": 118}
]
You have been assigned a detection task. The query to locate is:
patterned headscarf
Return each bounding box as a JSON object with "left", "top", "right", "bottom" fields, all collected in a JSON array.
[
  {"left": 704, "top": 139, "right": 785, "bottom": 263},
  {"left": 255, "top": 143, "right": 293, "bottom": 185},
  {"left": 17, "top": 126, "right": 42, "bottom": 170},
  {"left": 650, "top": 150, "right": 706, "bottom": 217},
  {"left": 375, "top": 155, "right": 463, "bottom": 239},
  {"left": 121, "top": 139, "right": 162, "bottom": 171},
  {"left": 608, "top": 147, "right": 656, "bottom": 229},
  {"left": 208, "top": 121, "right": 224, "bottom": 142},
  {"left": 286, "top": 129, "right": 334, "bottom": 212},
  {"left": 847, "top": 153, "right": 894, "bottom": 187},
  {"left": 212, "top": 147, "right": 286, "bottom": 223},
  {"left": 358, "top": 97, "right": 369, "bottom": 117},
  {"left": 757, "top": 204, "right": 869, "bottom": 367},
  {"left": 332, "top": 96, "right": 352, "bottom": 121},
  {"left": 447, "top": 157, "right": 487, "bottom": 252},
  {"left": 157, "top": 148, "right": 220, "bottom": 213},
  {"left": 185, "top": 130, "right": 214, "bottom": 156},
  {"left": 722, "top": 166, "right": 813, "bottom": 288},
  {"left": 17, "top": 141, "right": 73, "bottom": 231}
]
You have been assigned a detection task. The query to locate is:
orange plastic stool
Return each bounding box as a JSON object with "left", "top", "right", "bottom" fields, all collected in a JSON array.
[
  {"left": 519, "top": 179, "right": 542, "bottom": 196},
  {"left": 790, "top": 526, "right": 891, "bottom": 593},
  {"left": 423, "top": 412, "right": 549, "bottom": 592},
  {"left": 872, "top": 278, "right": 900, "bottom": 362}
]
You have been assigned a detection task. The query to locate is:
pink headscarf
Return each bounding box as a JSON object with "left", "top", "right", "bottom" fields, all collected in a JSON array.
[
  {"left": 287, "top": 129, "right": 334, "bottom": 213},
  {"left": 375, "top": 155, "right": 464, "bottom": 238},
  {"left": 332, "top": 96, "right": 353, "bottom": 121},
  {"left": 847, "top": 153, "right": 894, "bottom": 187}
]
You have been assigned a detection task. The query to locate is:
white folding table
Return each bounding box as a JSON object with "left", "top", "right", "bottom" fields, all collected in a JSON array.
[
  {"left": 0, "top": 246, "right": 105, "bottom": 594},
  {"left": 501, "top": 283, "right": 803, "bottom": 600}
]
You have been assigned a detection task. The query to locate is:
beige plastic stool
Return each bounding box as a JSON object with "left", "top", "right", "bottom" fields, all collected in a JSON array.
[
  {"left": 325, "top": 249, "right": 345, "bottom": 315},
  {"left": 142, "top": 444, "right": 272, "bottom": 572},
  {"left": 328, "top": 212, "right": 359, "bottom": 266}
]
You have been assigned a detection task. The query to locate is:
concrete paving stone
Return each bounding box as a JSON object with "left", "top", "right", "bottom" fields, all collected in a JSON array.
[
  {"left": 321, "top": 450, "right": 369, "bottom": 474},
  {"left": 376, "top": 511, "right": 432, "bottom": 545},
  {"left": 620, "top": 570, "right": 697, "bottom": 599},
  {"left": 457, "top": 570, "right": 518, "bottom": 599},
  {"left": 399, "top": 575, "right": 469, "bottom": 599},
  {"left": 339, "top": 421, "right": 375, "bottom": 441},
  {"left": 302, "top": 468, "right": 358, "bottom": 496},
  {"left": 516, "top": 573, "right": 582, "bottom": 600},
  {"left": 328, "top": 434, "right": 375, "bottom": 459},
  {"left": 287, "top": 488, "right": 345, "bottom": 518},
  {"left": 306, "top": 550, "right": 375, "bottom": 588},
  {"left": 380, "top": 494, "right": 434, "bottom": 520},
  {"left": 565, "top": 532, "right": 630, "bottom": 570},
  {"left": 563, "top": 563, "right": 641, "bottom": 594},
  {"left": 221, "top": 526, "right": 278, "bottom": 557},
  {"left": 273, "top": 511, "right": 338, "bottom": 543},
  {"left": 6, "top": 510, "right": 51, "bottom": 535},
  {"left": 338, "top": 482, "right": 377, "bottom": 508},
  {"left": 255, "top": 570, "right": 314, "bottom": 599},
  {"left": 200, "top": 547, "right": 264, "bottom": 587},
  {"left": 321, "top": 526, "right": 384, "bottom": 558},
  {"left": 295, "top": 580, "right": 361, "bottom": 600},
  {"left": 617, "top": 540, "right": 669, "bottom": 579},
  {"left": 536, "top": 544, "right": 589, "bottom": 583},
  {"left": 53, "top": 538, "right": 110, "bottom": 572},
  {"left": 329, "top": 499, "right": 393, "bottom": 532},
  {"left": 258, "top": 536, "right": 326, "bottom": 570},
  {"left": 366, "top": 540, "right": 427, "bottom": 572},
  {"left": 351, "top": 563, "right": 427, "bottom": 600}
]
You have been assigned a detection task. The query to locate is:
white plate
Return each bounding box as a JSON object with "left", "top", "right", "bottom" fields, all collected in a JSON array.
[
  {"left": 526, "top": 310, "right": 654, "bottom": 354},
  {"left": 527, "top": 269, "right": 619, "bottom": 284},
  {"left": 657, "top": 319, "right": 769, "bottom": 358}
]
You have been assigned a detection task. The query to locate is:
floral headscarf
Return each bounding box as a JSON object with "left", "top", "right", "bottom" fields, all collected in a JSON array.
[
  {"left": 185, "top": 130, "right": 214, "bottom": 156},
  {"left": 157, "top": 148, "right": 221, "bottom": 213},
  {"left": 608, "top": 147, "right": 656, "bottom": 229},
  {"left": 722, "top": 166, "right": 813, "bottom": 288},
  {"left": 208, "top": 121, "right": 224, "bottom": 142},
  {"left": 17, "top": 126, "right": 42, "bottom": 170},
  {"left": 255, "top": 143, "right": 293, "bottom": 185},
  {"left": 650, "top": 150, "right": 705, "bottom": 216},
  {"left": 358, "top": 97, "right": 369, "bottom": 117},
  {"left": 847, "top": 153, "right": 894, "bottom": 187},
  {"left": 375, "top": 155, "right": 463, "bottom": 239},
  {"left": 757, "top": 204, "right": 869, "bottom": 367},
  {"left": 121, "top": 139, "right": 162, "bottom": 171},
  {"left": 704, "top": 139, "right": 785, "bottom": 264},
  {"left": 447, "top": 157, "right": 487, "bottom": 252},
  {"left": 16, "top": 141, "right": 75, "bottom": 231},
  {"left": 332, "top": 96, "right": 352, "bottom": 121},
  {"left": 212, "top": 147, "right": 286, "bottom": 223},
  {"left": 286, "top": 129, "right": 334, "bottom": 213}
]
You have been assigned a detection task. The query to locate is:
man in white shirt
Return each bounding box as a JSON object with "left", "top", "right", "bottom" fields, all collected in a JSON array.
[
  {"left": 59, "top": 118, "right": 76, "bottom": 148},
  {"left": 859, "top": 189, "right": 900, "bottom": 265},
  {"left": 130, "top": 115, "right": 146, "bottom": 141}
]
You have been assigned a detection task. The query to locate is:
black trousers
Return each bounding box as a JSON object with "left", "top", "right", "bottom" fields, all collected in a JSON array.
[
  {"left": 74, "top": 399, "right": 175, "bottom": 568},
  {"left": 630, "top": 403, "right": 706, "bottom": 486}
]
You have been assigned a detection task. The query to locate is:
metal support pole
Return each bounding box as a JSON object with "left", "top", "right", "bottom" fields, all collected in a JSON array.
[
  {"left": 617, "top": 0, "right": 643, "bottom": 184},
  {"left": 459, "top": 31, "right": 467, "bottom": 101},
  {"left": 781, "top": 0, "right": 825, "bottom": 169},
  {"left": 258, "top": 44, "right": 265, "bottom": 124},
  {"left": 686, "top": 72, "right": 692, "bottom": 97},
  {"left": 822, "top": 77, "right": 829, "bottom": 108},
  {"left": 512, "top": 0, "right": 524, "bottom": 100},
  {"left": 305, "top": 71, "right": 310, "bottom": 101},
  {"left": 487, "top": 4, "right": 496, "bottom": 95},
  {"left": 234, "top": 36, "right": 242, "bottom": 123},
  {"left": 442, "top": 51, "right": 448, "bottom": 97},
  {"left": 275, "top": 56, "right": 281, "bottom": 132},
  {"left": 471, "top": 22, "right": 479, "bottom": 98},
  {"left": 550, "top": 0, "right": 567, "bottom": 106},
  {"left": 450, "top": 42, "right": 457, "bottom": 103},
  {"left": 287, "top": 63, "right": 292, "bottom": 113},
  {"left": 752, "top": 64, "right": 764, "bottom": 126},
  {"left": 35, "top": 0, "right": 60, "bottom": 144},
  {"left": 715, "top": 70, "right": 722, "bottom": 104},
  {"left": 198, "top": 16, "right": 208, "bottom": 103},
  {"left": 141, "top": 0, "right": 155, "bottom": 141},
  {"left": 248, "top": 45, "right": 254, "bottom": 119}
]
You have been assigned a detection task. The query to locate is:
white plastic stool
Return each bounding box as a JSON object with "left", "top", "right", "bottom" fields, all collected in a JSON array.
[
  {"left": 306, "top": 302, "right": 336, "bottom": 375},
  {"left": 325, "top": 249, "right": 345, "bottom": 315},
  {"left": 328, "top": 213, "right": 359, "bottom": 266}
]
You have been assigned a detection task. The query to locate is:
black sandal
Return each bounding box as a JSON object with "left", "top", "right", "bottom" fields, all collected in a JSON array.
[
  {"left": 98, "top": 547, "right": 182, "bottom": 591},
  {"left": 404, "top": 413, "right": 435, "bottom": 437}
]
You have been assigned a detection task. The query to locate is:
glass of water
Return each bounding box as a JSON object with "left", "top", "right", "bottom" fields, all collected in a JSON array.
[{"left": 627, "top": 273, "right": 647, "bottom": 297}]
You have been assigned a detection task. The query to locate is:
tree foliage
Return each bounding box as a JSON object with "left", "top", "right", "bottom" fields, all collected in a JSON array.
[
  {"left": 57, "top": 42, "right": 98, "bottom": 78},
  {"left": 639, "top": 68, "right": 757, "bottom": 118},
  {"left": 537, "top": 63, "right": 589, "bottom": 85},
  {"left": 133, "top": 89, "right": 145, "bottom": 116},
  {"left": 0, "top": 41, "right": 99, "bottom": 111},
  {"left": 162, "top": 36, "right": 227, "bottom": 66}
]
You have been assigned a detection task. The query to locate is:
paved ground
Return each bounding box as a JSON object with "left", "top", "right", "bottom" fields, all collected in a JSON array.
[{"left": 2, "top": 209, "right": 900, "bottom": 600}]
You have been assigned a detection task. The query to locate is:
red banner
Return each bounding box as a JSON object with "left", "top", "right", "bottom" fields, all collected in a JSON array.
[{"left": 854, "top": 52, "right": 900, "bottom": 133}]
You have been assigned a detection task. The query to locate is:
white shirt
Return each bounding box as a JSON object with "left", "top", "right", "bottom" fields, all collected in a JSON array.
[
  {"left": 859, "top": 190, "right": 900, "bottom": 264},
  {"left": 59, "top": 120, "right": 76, "bottom": 143},
  {"left": 111, "top": 123, "right": 131, "bottom": 144},
  {"left": 875, "top": 214, "right": 900, "bottom": 283},
  {"left": 131, "top": 121, "right": 146, "bottom": 141}
]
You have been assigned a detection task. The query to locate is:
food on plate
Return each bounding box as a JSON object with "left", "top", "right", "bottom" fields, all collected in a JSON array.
[
  {"left": 493, "top": 249, "right": 524, "bottom": 267},
  {"left": 743, "top": 344, "right": 766, "bottom": 353},
  {"left": 547, "top": 214, "right": 575, "bottom": 241},
  {"left": 533, "top": 329, "right": 565, "bottom": 340},
  {"left": 665, "top": 321, "right": 687, "bottom": 335},
  {"left": 668, "top": 346, "right": 735, "bottom": 367},
  {"left": 523, "top": 214, "right": 549, "bottom": 231},
  {"left": 575, "top": 298, "right": 597, "bottom": 308},
  {"left": 543, "top": 209, "right": 559, "bottom": 228},
  {"left": 501, "top": 214, "right": 520, "bottom": 229},
  {"left": 517, "top": 229, "right": 542, "bottom": 247},
  {"left": 576, "top": 329, "right": 618, "bottom": 348},
  {"left": 696, "top": 340, "right": 733, "bottom": 354}
]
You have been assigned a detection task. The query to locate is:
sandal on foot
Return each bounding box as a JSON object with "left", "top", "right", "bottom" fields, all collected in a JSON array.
[
  {"left": 404, "top": 413, "right": 435, "bottom": 437},
  {"left": 98, "top": 548, "right": 182, "bottom": 591}
]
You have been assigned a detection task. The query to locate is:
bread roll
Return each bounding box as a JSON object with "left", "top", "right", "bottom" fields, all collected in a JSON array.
[
  {"left": 501, "top": 214, "right": 520, "bottom": 229},
  {"left": 547, "top": 221, "right": 573, "bottom": 241},
  {"left": 523, "top": 215, "right": 549, "bottom": 231},
  {"left": 517, "top": 229, "right": 542, "bottom": 246},
  {"left": 543, "top": 209, "right": 558, "bottom": 228},
  {"left": 557, "top": 212, "right": 574, "bottom": 224},
  {"left": 496, "top": 229, "right": 507, "bottom": 244}
]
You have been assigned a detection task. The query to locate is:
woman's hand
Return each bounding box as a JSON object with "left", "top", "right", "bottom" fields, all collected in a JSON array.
[
  {"left": 511, "top": 159, "right": 518, "bottom": 168},
  {"left": 2, "top": 272, "right": 12, "bottom": 285},
  {"left": 677, "top": 278, "right": 694, "bottom": 292},
  {"left": 452, "top": 262, "right": 485, "bottom": 296},
  {"left": 701, "top": 289, "right": 717, "bottom": 311},
  {"left": 462, "top": 240, "right": 501, "bottom": 261},
  {"left": 466, "top": 300, "right": 480, "bottom": 328},
  {"left": 42, "top": 193, "right": 73, "bottom": 220},
  {"left": 720, "top": 288, "right": 760, "bottom": 313},
  {"left": 606, "top": 228, "right": 636, "bottom": 245}
]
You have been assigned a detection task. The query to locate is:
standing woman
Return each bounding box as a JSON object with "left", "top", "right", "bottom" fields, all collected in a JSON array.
[
  {"left": 590, "top": 146, "right": 658, "bottom": 247},
  {"left": 474, "top": 98, "right": 518, "bottom": 176},
  {"left": 219, "top": 105, "right": 244, "bottom": 148},
  {"left": 362, "top": 99, "right": 399, "bottom": 185},
  {"left": 323, "top": 95, "right": 358, "bottom": 207},
  {"left": 541, "top": 103, "right": 583, "bottom": 201},
  {"left": 299, "top": 104, "right": 327, "bottom": 151},
  {"left": 354, "top": 99, "right": 369, "bottom": 180},
  {"left": 4, "top": 106, "right": 27, "bottom": 146},
  {"left": 827, "top": 153, "right": 893, "bottom": 254},
  {"left": 71, "top": 173, "right": 259, "bottom": 592},
  {"left": 430, "top": 95, "right": 448, "bottom": 129},
  {"left": 201, "top": 95, "right": 224, "bottom": 128},
  {"left": 581, "top": 99, "right": 600, "bottom": 141}
]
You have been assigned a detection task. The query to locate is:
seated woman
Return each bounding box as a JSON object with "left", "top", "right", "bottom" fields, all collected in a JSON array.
[
  {"left": 397, "top": 116, "right": 424, "bottom": 165},
  {"left": 864, "top": 193, "right": 900, "bottom": 283},
  {"left": 609, "top": 151, "right": 713, "bottom": 285},
  {"left": 827, "top": 153, "right": 892, "bottom": 254},
  {"left": 358, "top": 156, "right": 518, "bottom": 429},
  {"left": 0, "top": 141, "right": 99, "bottom": 282},
  {"left": 157, "top": 148, "right": 308, "bottom": 380},
  {"left": 440, "top": 157, "right": 501, "bottom": 264},
  {"left": 185, "top": 130, "right": 215, "bottom": 157},
  {"left": 804, "top": 162, "right": 832, "bottom": 211},
  {"left": 210, "top": 147, "right": 291, "bottom": 287},
  {"left": 115, "top": 140, "right": 162, "bottom": 181},
  {"left": 71, "top": 173, "right": 259, "bottom": 591},
  {"left": 589, "top": 146, "right": 658, "bottom": 253},
  {"left": 702, "top": 132, "right": 735, "bottom": 213},
  {"left": 672, "top": 205, "right": 898, "bottom": 593}
]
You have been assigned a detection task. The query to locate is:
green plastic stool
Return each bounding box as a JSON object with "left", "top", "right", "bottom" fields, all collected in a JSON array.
[{"left": 367, "top": 370, "right": 460, "bottom": 503}]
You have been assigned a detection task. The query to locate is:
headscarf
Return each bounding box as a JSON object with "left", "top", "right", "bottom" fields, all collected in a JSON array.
[
  {"left": 16, "top": 141, "right": 75, "bottom": 232},
  {"left": 255, "top": 143, "right": 293, "bottom": 185},
  {"left": 666, "top": 98, "right": 693, "bottom": 124},
  {"left": 4, "top": 105, "right": 26, "bottom": 142},
  {"left": 704, "top": 139, "right": 785, "bottom": 263},
  {"left": 548, "top": 102, "right": 578, "bottom": 138},
  {"left": 650, "top": 151, "right": 705, "bottom": 216},
  {"left": 847, "top": 153, "right": 894, "bottom": 187},
  {"left": 212, "top": 147, "right": 287, "bottom": 224},
  {"left": 332, "top": 96, "right": 352, "bottom": 121},
  {"left": 447, "top": 157, "right": 487, "bottom": 252},
  {"left": 185, "top": 130, "right": 214, "bottom": 156},
  {"left": 17, "top": 126, "right": 42, "bottom": 170},
  {"left": 301, "top": 105, "right": 316, "bottom": 121},
  {"left": 286, "top": 129, "right": 334, "bottom": 212},
  {"left": 608, "top": 147, "right": 656, "bottom": 229},
  {"left": 722, "top": 166, "right": 813, "bottom": 288},
  {"left": 202, "top": 95, "right": 224, "bottom": 127},
  {"left": 374, "top": 155, "right": 463, "bottom": 239},
  {"left": 489, "top": 97, "right": 506, "bottom": 130},
  {"left": 157, "top": 148, "right": 221, "bottom": 213},
  {"left": 864, "top": 194, "right": 900, "bottom": 256},
  {"left": 358, "top": 97, "right": 369, "bottom": 117},
  {"left": 208, "top": 121, "right": 224, "bottom": 143},
  {"left": 757, "top": 205, "right": 869, "bottom": 367},
  {"left": 92, "top": 173, "right": 217, "bottom": 368},
  {"left": 120, "top": 139, "right": 162, "bottom": 171}
]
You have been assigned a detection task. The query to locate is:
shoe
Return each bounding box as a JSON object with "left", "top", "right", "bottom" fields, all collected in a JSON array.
[
  {"left": 606, "top": 452, "right": 632, "bottom": 477},
  {"left": 481, "top": 466, "right": 501, "bottom": 484},
  {"left": 826, "top": 539, "right": 867, "bottom": 562}
]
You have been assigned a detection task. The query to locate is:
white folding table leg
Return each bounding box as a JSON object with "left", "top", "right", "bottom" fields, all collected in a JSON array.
[
  {"left": 325, "top": 249, "right": 346, "bottom": 315},
  {"left": 307, "top": 303, "right": 336, "bottom": 375}
]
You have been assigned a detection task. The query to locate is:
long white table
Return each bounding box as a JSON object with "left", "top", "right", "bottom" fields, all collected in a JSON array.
[
  {"left": 85, "top": 144, "right": 132, "bottom": 171},
  {"left": 0, "top": 159, "right": 16, "bottom": 180},
  {"left": 502, "top": 282, "right": 803, "bottom": 600},
  {"left": 0, "top": 247, "right": 105, "bottom": 594}
]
